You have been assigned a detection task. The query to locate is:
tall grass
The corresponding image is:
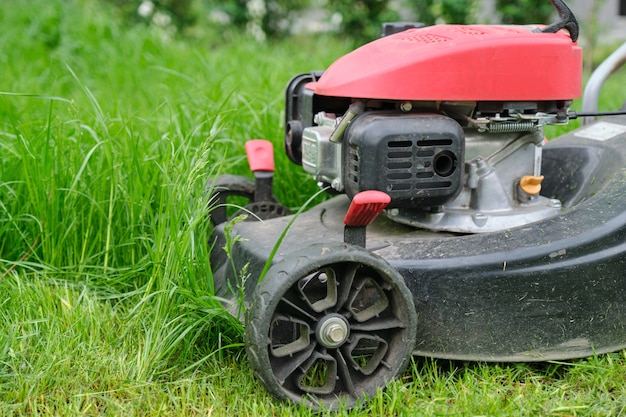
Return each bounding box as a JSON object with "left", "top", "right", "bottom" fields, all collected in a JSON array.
[
  {"left": 0, "top": 0, "right": 351, "bottom": 413},
  {"left": 2, "top": 0, "right": 626, "bottom": 415}
]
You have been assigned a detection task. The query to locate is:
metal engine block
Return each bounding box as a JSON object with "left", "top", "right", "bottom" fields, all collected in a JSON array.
[{"left": 292, "top": 96, "right": 568, "bottom": 233}]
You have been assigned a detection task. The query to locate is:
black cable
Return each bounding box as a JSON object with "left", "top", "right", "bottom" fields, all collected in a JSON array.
[{"left": 568, "top": 110, "right": 626, "bottom": 119}]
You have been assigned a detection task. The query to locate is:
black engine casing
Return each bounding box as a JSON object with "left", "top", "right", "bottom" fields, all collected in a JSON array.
[{"left": 344, "top": 112, "right": 465, "bottom": 208}]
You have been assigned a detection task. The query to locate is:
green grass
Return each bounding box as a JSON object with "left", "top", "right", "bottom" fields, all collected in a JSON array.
[{"left": 2, "top": 0, "right": 626, "bottom": 415}]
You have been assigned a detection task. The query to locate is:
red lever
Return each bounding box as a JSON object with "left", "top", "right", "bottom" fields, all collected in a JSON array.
[
  {"left": 245, "top": 140, "right": 275, "bottom": 172},
  {"left": 344, "top": 191, "right": 391, "bottom": 227}
]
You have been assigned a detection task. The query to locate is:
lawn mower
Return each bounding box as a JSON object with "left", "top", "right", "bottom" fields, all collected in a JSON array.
[{"left": 208, "top": 0, "right": 626, "bottom": 410}]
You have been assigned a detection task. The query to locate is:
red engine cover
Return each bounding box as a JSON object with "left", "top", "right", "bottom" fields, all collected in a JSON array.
[{"left": 311, "top": 25, "right": 582, "bottom": 101}]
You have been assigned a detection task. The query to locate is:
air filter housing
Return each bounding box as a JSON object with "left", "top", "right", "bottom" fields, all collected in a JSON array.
[{"left": 344, "top": 112, "right": 464, "bottom": 208}]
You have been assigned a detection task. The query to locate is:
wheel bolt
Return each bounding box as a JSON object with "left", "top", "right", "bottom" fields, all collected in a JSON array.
[
  {"left": 317, "top": 315, "right": 350, "bottom": 348},
  {"left": 327, "top": 324, "right": 346, "bottom": 343}
]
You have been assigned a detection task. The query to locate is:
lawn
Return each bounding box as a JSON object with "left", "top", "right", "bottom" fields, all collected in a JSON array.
[{"left": 1, "top": 0, "right": 626, "bottom": 415}]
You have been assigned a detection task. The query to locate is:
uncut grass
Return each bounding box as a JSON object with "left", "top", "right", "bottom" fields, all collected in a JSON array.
[
  {"left": 0, "top": 0, "right": 347, "bottom": 414},
  {"left": 2, "top": 0, "right": 626, "bottom": 415}
]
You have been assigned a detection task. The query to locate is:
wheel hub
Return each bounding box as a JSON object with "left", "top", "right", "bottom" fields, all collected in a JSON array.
[{"left": 316, "top": 314, "right": 350, "bottom": 348}]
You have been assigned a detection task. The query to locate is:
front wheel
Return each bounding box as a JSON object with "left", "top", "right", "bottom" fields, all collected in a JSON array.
[{"left": 245, "top": 243, "right": 417, "bottom": 410}]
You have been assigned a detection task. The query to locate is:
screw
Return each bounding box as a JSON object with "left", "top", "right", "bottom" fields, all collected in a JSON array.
[
  {"left": 400, "top": 101, "right": 413, "bottom": 112},
  {"left": 549, "top": 199, "right": 562, "bottom": 208}
]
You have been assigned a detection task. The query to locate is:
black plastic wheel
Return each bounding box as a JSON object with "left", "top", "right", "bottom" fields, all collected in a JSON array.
[
  {"left": 245, "top": 243, "right": 417, "bottom": 410},
  {"left": 208, "top": 174, "right": 291, "bottom": 225},
  {"left": 207, "top": 174, "right": 255, "bottom": 225}
]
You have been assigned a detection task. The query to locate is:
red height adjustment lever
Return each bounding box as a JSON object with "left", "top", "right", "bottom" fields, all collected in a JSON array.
[
  {"left": 241, "top": 139, "right": 291, "bottom": 221},
  {"left": 245, "top": 139, "right": 275, "bottom": 173},
  {"left": 245, "top": 139, "right": 275, "bottom": 203},
  {"left": 344, "top": 190, "right": 391, "bottom": 247}
]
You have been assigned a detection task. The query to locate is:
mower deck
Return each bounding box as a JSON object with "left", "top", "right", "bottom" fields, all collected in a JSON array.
[{"left": 211, "top": 117, "right": 626, "bottom": 362}]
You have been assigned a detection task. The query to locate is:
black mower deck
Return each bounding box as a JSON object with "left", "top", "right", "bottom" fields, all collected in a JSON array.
[{"left": 210, "top": 116, "right": 626, "bottom": 362}]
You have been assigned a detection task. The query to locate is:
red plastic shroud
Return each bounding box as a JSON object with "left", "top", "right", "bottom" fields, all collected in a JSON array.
[{"left": 310, "top": 25, "right": 582, "bottom": 101}]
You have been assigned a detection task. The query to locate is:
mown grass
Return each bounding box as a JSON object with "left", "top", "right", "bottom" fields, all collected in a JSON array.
[{"left": 1, "top": 0, "right": 626, "bottom": 415}]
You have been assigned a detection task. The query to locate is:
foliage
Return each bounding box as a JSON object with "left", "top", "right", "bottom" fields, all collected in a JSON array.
[
  {"left": 434, "top": 0, "right": 478, "bottom": 24},
  {"left": 108, "top": 0, "right": 195, "bottom": 29},
  {"left": 411, "top": 0, "right": 477, "bottom": 26},
  {"left": 327, "top": 0, "right": 399, "bottom": 44},
  {"left": 411, "top": 0, "right": 437, "bottom": 26},
  {"left": 495, "top": 0, "right": 555, "bottom": 25},
  {"left": 201, "top": 0, "right": 310, "bottom": 41},
  {"left": 102, "top": 0, "right": 311, "bottom": 41},
  {"left": 579, "top": 0, "right": 608, "bottom": 73},
  {"left": 96, "top": 0, "right": 611, "bottom": 48},
  {"left": 332, "top": 0, "right": 479, "bottom": 43}
]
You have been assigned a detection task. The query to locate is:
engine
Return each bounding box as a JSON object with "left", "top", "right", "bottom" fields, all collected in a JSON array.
[
  {"left": 283, "top": 22, "right": 582, "bottom": 233},
  {"left": 302, "top": 109, "right": 465, "bottom": 208}
]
